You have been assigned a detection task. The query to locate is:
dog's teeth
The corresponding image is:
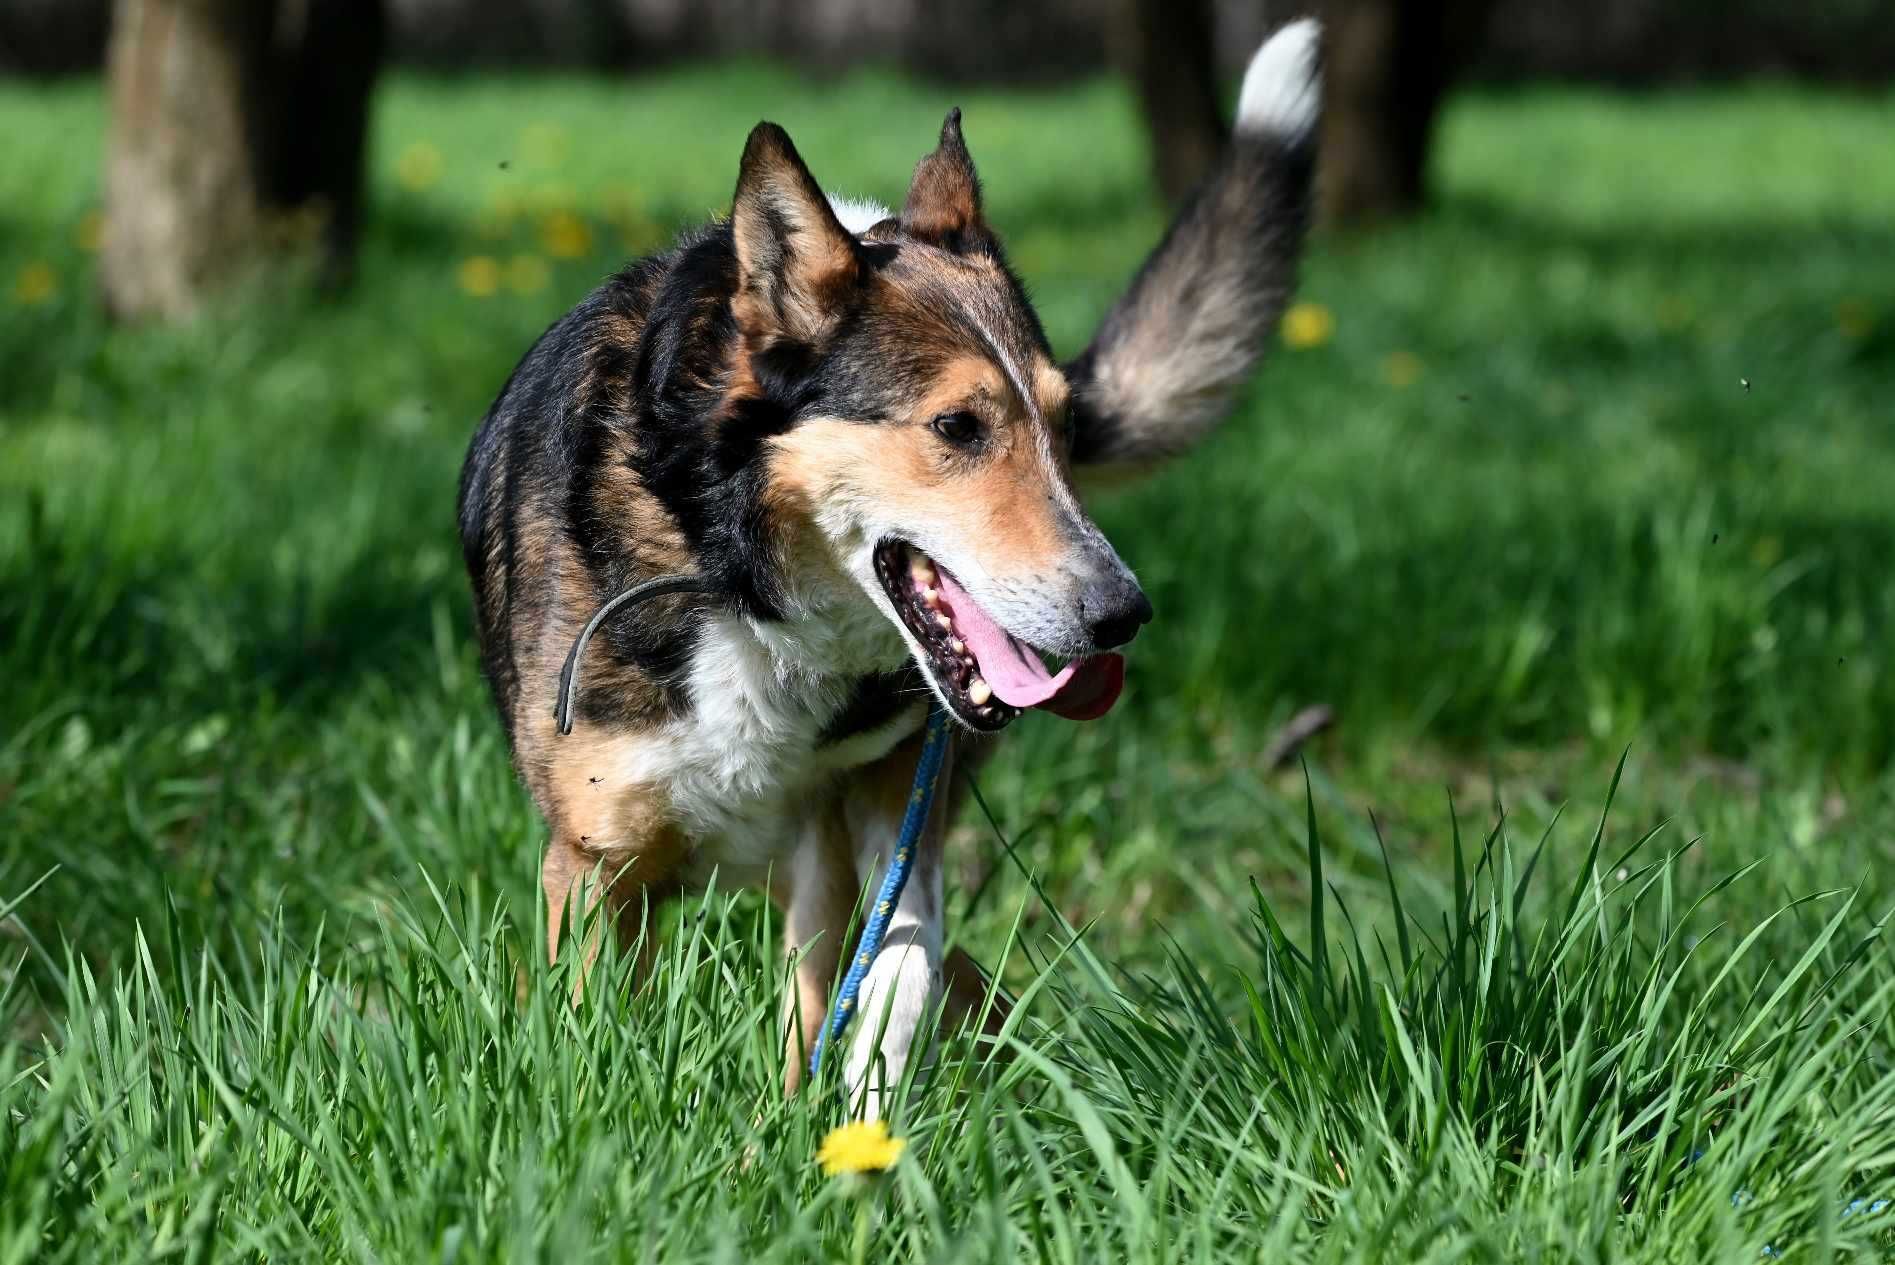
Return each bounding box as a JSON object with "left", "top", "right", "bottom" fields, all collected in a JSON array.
[
  {"left": 968, "top": 677, "right": 992, "bottom": 705},
  {"left": 922, "top": 586, "right": 940, "bottom": 608},
  {"left": 910, "top": 558, "right": 936, "bottom": 585},
  {"left": 949, "top": 637, "right": 965, "bottom": 655},
  {"left": 934, "top": 612, "right": 953, "bottom": 631}
]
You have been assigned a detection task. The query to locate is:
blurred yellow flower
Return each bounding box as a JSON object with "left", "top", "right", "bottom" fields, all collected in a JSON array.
[
  {"left": 1837, "top": 298, "right": 1874, "bottom": 341},
  {"left": 621, "top": 212, "right": 668, "bottom": 254},
  {"left": 457, "top": 255, "right": 501, "bottom": 298},
  {"left": 1383, "top": 350, "right": 1424, "bottom": 388},
  {"left": 540, "top": 210, "right": 592, "bottom": 260},
  {"left": 1751, "top": 534, "right": 1783, "bottom": 568},
  {"left": 288, "top": 203, "right": 327, "bottom": 245},
  {"left": 478, "top": 192, "right": 521, "bottom": 241},
  {"left": 526, "top": 183, "right": 579, "bottom": 217},
  {"left": 1281, "top": 301, "right": 1334, "bottom": 349},
  {"left": 519, "top": 122, "right": 571, "bottom": 169},
  {"left": 817, "top": 1120, "right": 905, "bottom": 1177},
  {"left": 1654, "top": 293, "right": 1693, "bottom": 331},
  {"left": 13, "top": 262, "right": 57, "bottom": 305},
  {"left": 74, "top": 210, "right": 104, "bottom": 253},
  {"left": 506, "top": 253, "right": 550, "bottom": 295},
  {"left": 397, "top": 142, "right": 444, "bottom": 192},
  {"left": 600, "top": 182, "right": 643, "bottom": 220}
]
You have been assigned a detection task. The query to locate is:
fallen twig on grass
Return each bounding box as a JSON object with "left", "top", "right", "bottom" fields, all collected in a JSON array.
[{"left": 1260, "top": 704, "right": 1335, "bottom": 771}]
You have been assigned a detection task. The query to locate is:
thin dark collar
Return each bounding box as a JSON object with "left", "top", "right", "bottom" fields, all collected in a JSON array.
[{"left": 555, "top": 573, "right": 724, "bottom": 735}]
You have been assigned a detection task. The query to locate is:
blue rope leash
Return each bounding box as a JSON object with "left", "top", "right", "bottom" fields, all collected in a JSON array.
[{"left": 809, "top": 705, "right": 952, "bottom": 1078}]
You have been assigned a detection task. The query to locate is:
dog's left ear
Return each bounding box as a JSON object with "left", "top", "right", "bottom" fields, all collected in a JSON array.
[
  {"left": 901, "top": 108, "right": 992, "bottom": 254},
  {"left": 731, "top": 122, "right": 861, "bottom": 343}
]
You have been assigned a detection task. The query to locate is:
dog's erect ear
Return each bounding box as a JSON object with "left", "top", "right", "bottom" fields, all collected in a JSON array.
[
  {"left": 731, "top": 122, "right": 861, "bottom": 342},
  {"left": 900, "top": 108, "right": 991, "bottom": 253}
]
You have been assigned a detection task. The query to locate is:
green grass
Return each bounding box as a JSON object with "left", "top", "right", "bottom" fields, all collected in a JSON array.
[{"left": 3, "top": 65, "right": 1894, "bottom": 1260}]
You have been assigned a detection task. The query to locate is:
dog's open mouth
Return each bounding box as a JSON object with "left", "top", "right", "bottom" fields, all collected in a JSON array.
[{"left": 872, "top": 540, "right": 1126, "bottom": 731}]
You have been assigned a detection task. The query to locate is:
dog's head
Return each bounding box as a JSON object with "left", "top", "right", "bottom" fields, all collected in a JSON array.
[{"left": 731, "top": 114, "right": 1150, "bottom": 731}]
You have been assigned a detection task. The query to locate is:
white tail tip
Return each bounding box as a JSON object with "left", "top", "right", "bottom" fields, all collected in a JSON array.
[
  {"left": 1236, "top": 18, "right": 1322, "bottom": 141},
  {"left": 827, "top": 193, "right": 892, "bottom": 236}
]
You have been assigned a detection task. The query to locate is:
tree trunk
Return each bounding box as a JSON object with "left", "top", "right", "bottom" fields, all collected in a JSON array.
[
  {"left": 100, "top": 0, "right": 384, "bottom": 321},
  {"left": 1320, "top": 0, "right": 1495, "bottom": 225},
  {"left": 1112, "top": 0, "right": 1225, "bottom": 208},
  {"left": 253, "top": 0, "right": 387, "bottom": 289},
  {"left": 101, "top": 0, "right": 267, "bottom": 321}
]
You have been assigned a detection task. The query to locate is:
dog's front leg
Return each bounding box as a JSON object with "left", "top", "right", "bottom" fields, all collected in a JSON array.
[
  {"left": 838, "top": 730, "right": 954, "bottom": 1120},
  {"left": 540, "top": 778, "right": 686, "bottom": 994},
  {"left": 775, "top": 800, "right": 857, "bottom": 1097}
]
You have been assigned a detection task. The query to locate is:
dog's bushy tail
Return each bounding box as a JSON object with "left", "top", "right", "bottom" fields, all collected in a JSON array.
[{"left": 1067, "top": 19, "right": 1322, "bottom": 470}]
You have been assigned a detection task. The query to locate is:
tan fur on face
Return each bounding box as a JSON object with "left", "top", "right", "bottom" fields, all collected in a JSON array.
[
  {"left": 763, "top": 348, "right": 1080, "bottom": 587},
  {"left": 1032, "top": 360, "right": 1073, "bottom": 446}
]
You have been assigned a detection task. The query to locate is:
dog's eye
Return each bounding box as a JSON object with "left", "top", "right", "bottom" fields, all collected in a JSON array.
[{"left": 930, "top": 411, "right": 982, "bottom": 447}]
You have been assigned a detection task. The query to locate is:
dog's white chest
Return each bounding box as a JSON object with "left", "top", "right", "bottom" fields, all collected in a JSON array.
[{"left": 631, "top": 610, "right": 922, "bottom": 883}]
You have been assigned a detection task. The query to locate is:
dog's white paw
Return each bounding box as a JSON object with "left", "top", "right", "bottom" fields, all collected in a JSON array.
[{"left": 841, "top": 933, "right": 939, "bottom": 1120}]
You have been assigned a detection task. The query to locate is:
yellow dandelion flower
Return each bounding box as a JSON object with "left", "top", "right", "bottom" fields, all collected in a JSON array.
[
  {"left": 1281, "top": 301, "right": 1334, "bottom": 350},
  {"left": 457, "top": 255, "right": 501, "bottom": 298},
  {"left": 74, "top": 211, "right": 104, "bottom": 253},
  {"left": 1837, "top": 298, "right": 1874, "bottom": 341},
  {"left": 540, "top": 210, "right": 592, "bottom": 260},
  {"left": 13, "top": 262, "right": 57, "bottom": 306},
  {"left": 817, "top": 1120, "right": 906, "bottom": 1177},
  {"left": 507, "top": 253, "right": 550, "bottom": 295},
  {"left": 1383, "top": 350, "right": 1423, "bottom": 388},
  {"left": 397, "top": 142, "right": 444, "bottom": 192}
]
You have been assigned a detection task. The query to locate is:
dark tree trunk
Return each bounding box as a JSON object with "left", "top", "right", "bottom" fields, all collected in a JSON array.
[
  {"left": 1112, "top": 0, "right": 1225, "bottom": 208},
  {"left": 1320, "top": 0, "right": 1496, "bottom": 225},
  {"left": 254, "top": 0, "right": 387, "bottom": 289},
  {"left": 101, "top": 0, "right": 384, "bottom": 321}
]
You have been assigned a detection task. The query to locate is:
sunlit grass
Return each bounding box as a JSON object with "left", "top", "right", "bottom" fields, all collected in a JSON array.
[{"left": 1, "top": 66, "right": 1893, "bottom": 1260}]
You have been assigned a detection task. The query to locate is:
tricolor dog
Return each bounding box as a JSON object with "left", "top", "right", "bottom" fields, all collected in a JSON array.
[{"left": 458, "top": 20, "right": 1323, "bottom": 1115}]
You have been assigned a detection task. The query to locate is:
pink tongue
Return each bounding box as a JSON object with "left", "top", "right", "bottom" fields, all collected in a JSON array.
[{"left": 932, "top": 569, "right": 1125, "bottom": 721}]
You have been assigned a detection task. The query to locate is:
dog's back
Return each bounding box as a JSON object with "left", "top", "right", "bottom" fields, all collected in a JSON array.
[{"left": 458, "top": 235, "right": 734, "bottom": 751}]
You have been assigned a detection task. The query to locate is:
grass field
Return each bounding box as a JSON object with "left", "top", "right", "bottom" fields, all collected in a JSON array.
[{"left": 3, "top": 64, "right": 1895, "bottom": 1261}]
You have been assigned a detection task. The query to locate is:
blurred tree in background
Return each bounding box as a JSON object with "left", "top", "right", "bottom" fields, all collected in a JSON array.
[
  {"left": 100, "top": 0, "right": 384, "bottom": 321},
  {"left": 1110, "top": 0, "right": 1499, "bottom": 223},
  {"left": 1110, "top": 0, "right": 1223, "bottom": 207},
  {"left": 1319, "top": 0, "right": 1497, "bottom": 223},
  {"left": 3, "top": 0, "right": 1876, "bottom": 317},
  {"left": 9, "top": 1, "right": 1890, "bottom": 82}
]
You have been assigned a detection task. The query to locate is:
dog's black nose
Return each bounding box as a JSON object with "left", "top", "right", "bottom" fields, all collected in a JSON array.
[{"left": 1083, "top": 583, "right": 1154, "bottom": 651}]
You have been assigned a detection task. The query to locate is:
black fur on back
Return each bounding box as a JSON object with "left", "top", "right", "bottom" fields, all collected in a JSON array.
[{"left": 456, "top": 221, "right": 928, "bottom": 737}]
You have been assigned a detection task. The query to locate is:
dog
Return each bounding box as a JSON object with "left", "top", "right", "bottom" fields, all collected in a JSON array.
[{"left": 458, "top": 19, "right": 1322, "bottom": 1116}]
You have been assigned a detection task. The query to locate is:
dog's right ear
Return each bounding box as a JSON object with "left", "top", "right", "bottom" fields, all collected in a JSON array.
[{"left": 730, "top": 122, "right": 861, "bottom": 344}]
